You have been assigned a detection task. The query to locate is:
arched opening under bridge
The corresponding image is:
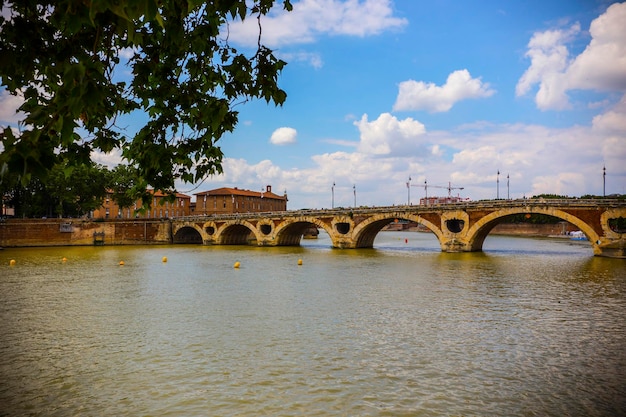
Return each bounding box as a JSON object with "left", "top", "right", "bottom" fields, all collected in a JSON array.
[
  {"left": 355, "top": 216, "right": 440, "bottom": 250},
  {"left": 472, "top": 213, "right": 592, "bottom": 253},
  {"left": 275, "top": 221, "right": 327, "bottom": 246},
  {"left": 173, "top": 226, "right": 203, "bottom": 244},
  {"left": 219, "top": 224, "right": 256, "bottom": 245}
]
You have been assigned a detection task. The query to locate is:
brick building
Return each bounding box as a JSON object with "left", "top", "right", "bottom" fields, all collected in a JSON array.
[
  {"left": 92, "top": 190, "right": 192, "bottom": 219},
  {"left": 419, "top": 196, "right": 470, "bottom": 205},
  {"left": 193, "top": 185, "right": 287, "bottom": 215}
]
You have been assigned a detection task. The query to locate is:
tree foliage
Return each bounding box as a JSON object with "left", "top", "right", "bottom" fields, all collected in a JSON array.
[
  {"left": 0, "top": 0, "right": 292, "bottom": 203},
  {"left": 3, "top": 159, "right": 109, "bottom": 218},
  {"left": 108, "top": 163, "right": 141, "bottom": 210}
]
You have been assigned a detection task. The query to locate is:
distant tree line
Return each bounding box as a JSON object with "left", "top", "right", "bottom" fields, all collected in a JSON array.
[
  {"left": 503, "top": 194, "right": 625, "bottom": 225},
  {"left": 533, "top": 193, "right": 625, "bottom": 200},
  {"left": 1, "top": 159, "right": 141, "bottom": 218}
]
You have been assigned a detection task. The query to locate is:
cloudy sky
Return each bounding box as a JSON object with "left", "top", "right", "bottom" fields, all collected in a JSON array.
[{"left": 2, "top": 0, "right": 626, "bottom": 209}]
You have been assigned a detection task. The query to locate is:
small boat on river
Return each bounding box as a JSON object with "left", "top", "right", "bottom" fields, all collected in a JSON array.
[{"left": 570, "top": 231, "right": 588, "bottom": 241}]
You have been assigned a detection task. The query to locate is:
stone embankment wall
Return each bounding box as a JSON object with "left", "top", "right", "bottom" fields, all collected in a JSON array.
[
  {"left": 0, "top": 219, "right": 172, "bottom": 247},
  {"left": 490, "top": 222, "right": 577, "bottom": 236}
]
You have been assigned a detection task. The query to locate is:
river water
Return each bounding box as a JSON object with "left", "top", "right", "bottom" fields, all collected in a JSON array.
[{"left": 1, "top": 232, "right": 625, "bottom": 416}]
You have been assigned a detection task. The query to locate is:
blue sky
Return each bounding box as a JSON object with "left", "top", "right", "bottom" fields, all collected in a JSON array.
[{"left": 2, "top": 0, "right": 625, "bottom": 209}]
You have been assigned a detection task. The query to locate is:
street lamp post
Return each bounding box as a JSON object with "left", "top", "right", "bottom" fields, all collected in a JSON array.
[
  {"left": 353, "top": 184, "right": 356, "bottom": 208},
  {"left": 603, "top": 166, "right": 606, "bottom": 197},
  {"left": 507, "top": 174, "right": 510, "bottom": 200},
  {"left": 424, "top": 179, "right": 428, "bottom": 205},
  {"left": 497, "top": 170, "right": 500, "bottom": 199},
  {"left": 406, "top": 176, "right": 411, "bottom": 205},
  {"left": 332, "top": 182, "right": 335, "bottom": 208}
]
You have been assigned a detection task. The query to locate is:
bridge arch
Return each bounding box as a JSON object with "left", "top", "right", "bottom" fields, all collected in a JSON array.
[
  {"left": 352, "top": 212, "right": 443, "bottom": 248},
  {"left": 214, "top": 220, "right": 261, "bottom": 245},
  {"left": 466, "top": 207, "right": 601, "bottom": 254},
  {"left": 172, "top": 225, "right": 203, "bottom": 244},
  {"left": 172, "top": 222, "right": 206, "bottom": 244},
  {"left": 272, "top": 217, "right": 335, "bottom": 246}
]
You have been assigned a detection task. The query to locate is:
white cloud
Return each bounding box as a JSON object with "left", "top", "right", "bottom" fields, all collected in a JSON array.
[
  {"left": 91, "top": 149, "right": 124, "bottom": 168},
  {"left": 517, "top": 2, "right": 626, "bottom": 110},
  {"left": 194, "top": 107, "right": 625, "bottom": 208},
  {"left": 393, "top": 70, "right": 495, "bottom": 113},
  {"left": 566, "top": 2, "right": 626, "bottom": 92},
  {"left": 279, "top": 51, "right": 324, "bottom": 69},
  {"left": 224, "top": 0, "right": 408, "bottom": 48},
  {"left": 354, "top": 112, "right": 426, "bottom": 155},
  {"left": 530, "top": 172, "right": 588, "bottom": 197},
  {"left": 322, "top": 138, "right": 359, "bottom": 147},
  {"left": 0, "top": 90, "right": 25, "bottom": 124},
  {"left": 515, "top": 24, "right": 579, "bottom": 106},
  {"left": 592, "top": 94, "right": 626, "bottom": 133},
  {"left": 593, "top": 94, "right": 626, "bottom": 181},
  {"left": 270, "top": 127, "right": 298, "bottom": 145}
]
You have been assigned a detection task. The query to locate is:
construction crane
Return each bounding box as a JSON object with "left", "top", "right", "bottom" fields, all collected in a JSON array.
[
  {"left": 425, "top": 181, "right": 464, "bottom": 198},
  {"left": 406, "top": 178, "right": 465, "bottom": 205}
]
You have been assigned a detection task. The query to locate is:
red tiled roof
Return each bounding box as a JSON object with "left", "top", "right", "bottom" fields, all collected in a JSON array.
[
  {"left": 151, "top": 190, "right": 191, "bottom": 199},
  {"left": 105, "top": 189, "right": 191, "bottom": 199},
  {"left": 195, "top": 187, "right": 286, "bottom": 200}
]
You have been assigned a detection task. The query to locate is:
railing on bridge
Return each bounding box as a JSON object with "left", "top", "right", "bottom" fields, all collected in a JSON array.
[{"left": 174, "top": 198, "right": 626, "bottom": 222}]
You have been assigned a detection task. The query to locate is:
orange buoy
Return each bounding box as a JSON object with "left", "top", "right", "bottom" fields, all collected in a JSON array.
[
  {"left": 119, "top": 260, "right": 125, "bottom": 266},
  {"left": 233, "top": 261, "right": 240, "bottom": 268}
]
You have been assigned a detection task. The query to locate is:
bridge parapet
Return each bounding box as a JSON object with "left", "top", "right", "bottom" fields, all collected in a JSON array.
[{"left": 171, "top": 199, "right": 626, "bottom": 257}]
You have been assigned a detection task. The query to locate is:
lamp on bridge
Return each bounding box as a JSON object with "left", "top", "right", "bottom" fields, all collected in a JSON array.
[
  {"left": 507, "top": 174, "right": 510, "bottom": 200},
  {"left": 332, "top": 182, "right": 335, "bottom": 209},
  {"left": 603, "top": 165, "right": 606, "bottom": 197},
  {"left": 497, "top": 170, "right": 500, "bottom": 199},
  {"left": 353, "top": 184, "right": 356, "bottom": 208},
  {"left": 407, "top": 176, "right": 411, "bottom": 205}
]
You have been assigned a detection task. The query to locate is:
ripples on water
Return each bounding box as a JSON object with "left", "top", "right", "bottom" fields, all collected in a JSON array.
[{"left": 1, "top": 233, "right": 625, "bottom": 416}]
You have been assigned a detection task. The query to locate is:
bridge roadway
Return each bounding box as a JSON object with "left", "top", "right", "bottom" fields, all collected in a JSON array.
[{"left": 171, "top": 198, "right": 626, "bottom": 258}]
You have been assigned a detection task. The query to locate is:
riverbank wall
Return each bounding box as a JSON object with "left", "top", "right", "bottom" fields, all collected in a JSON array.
[
  {"left": 489, "top": 222, "right": 577, "bottom": 236},
  {"left": 0, "top": 218, "right": 172, "bottom": 247},
  {"left": 387, "top": 221, "right": 577, "bottom": 236}
]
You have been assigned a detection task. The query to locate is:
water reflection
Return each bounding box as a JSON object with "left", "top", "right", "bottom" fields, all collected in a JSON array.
[{"left": 1, "top": 234, "right": 624, "bottom": 416}]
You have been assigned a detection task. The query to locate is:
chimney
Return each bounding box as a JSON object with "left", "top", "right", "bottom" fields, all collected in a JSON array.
[{"left": 266, "top": 185, "right": 272, "bottom": 193}]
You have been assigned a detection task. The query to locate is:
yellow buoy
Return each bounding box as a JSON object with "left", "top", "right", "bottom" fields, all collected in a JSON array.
[
  {"left": 162, "top": 256, "right": 168, "bottom": 263},
  {"left": 233, "top": 261, "right": 240, "bottom": 269},
  {"left": 119, "top": 260, "right": 125, "bottom": 266},
  {"left": 62, "top": 257, "right": 67, "bottom": 262},
  {"left": 297, "top": 259, "right": 303, "bottom": 266},
  {"left": 9, "top": 259, "right": 16, "bottom": 266}
]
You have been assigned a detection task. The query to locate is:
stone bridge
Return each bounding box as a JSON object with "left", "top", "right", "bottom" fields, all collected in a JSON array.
[{"left": 171, "top": 199, "right": 626, "bottom": 258}]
